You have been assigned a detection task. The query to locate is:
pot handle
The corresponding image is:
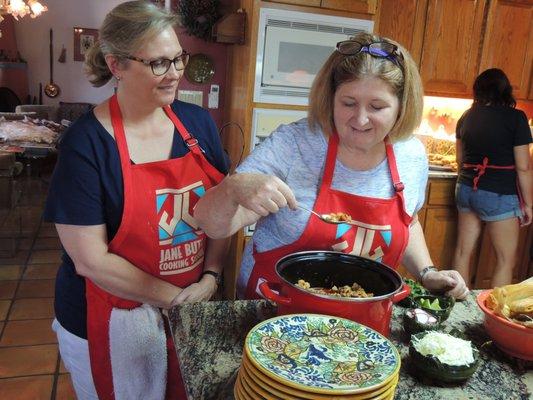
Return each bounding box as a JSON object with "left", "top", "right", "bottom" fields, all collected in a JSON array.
[
  {"left": 258, "top": 282, "right": 292, "bottom": 306},
  {"left": 391, "top": 282, "right": 411, "bottom": 303}
]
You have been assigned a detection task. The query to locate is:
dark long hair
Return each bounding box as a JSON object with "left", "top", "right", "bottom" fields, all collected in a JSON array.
[{"left": 473, "top": 68, "right": 516, "bottom": 108}]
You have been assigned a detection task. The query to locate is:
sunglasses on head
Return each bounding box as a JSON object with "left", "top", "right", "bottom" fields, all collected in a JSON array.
[{"left": 336, "top": 40, "right": 403, "bottom": 69}]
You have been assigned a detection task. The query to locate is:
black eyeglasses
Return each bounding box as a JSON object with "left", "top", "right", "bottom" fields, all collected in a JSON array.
[
  {"left": 336, "top": 41, "right": 403, "bottom": 68},
  {"left": 125, "top": 52, "right": 190, "bottom": 76}
]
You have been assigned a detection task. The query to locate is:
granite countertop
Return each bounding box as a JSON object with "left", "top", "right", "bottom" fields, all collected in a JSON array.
[{"left": 168, "top": 291, "right": 532, "bottom": 400}]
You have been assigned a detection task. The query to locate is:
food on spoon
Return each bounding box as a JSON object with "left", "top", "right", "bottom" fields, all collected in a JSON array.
[
  {"left": 486, "top": 278, "right": 533, "bottom": 328},
  {"left": 322, "top": 212, "right": 352, "bottom": 223},
  {"left": 296, "top": 279, "right": 373, "bottom": 298}
]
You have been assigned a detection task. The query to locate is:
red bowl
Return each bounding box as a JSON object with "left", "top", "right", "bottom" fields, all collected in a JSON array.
[{"left": 476, "top": 290, "right": 533, "bottom": 361}]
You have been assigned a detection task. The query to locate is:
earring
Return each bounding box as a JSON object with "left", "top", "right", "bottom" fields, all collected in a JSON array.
[{"left": 115, "top": 76, "right": 121, "bottom": 81}]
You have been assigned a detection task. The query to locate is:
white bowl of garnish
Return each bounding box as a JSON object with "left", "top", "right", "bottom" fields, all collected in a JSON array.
[{"left": 409, "top": 331, "right": 479, "bottom": 383}]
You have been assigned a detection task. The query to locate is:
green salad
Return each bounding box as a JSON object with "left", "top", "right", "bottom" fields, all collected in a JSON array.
[{"left": 398, "top": 278, "right": 429, "bottom": 307}]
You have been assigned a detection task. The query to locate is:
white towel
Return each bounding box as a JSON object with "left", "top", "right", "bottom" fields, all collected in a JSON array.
[{"left": 109, "top": 304, "right": 167, "bottom": 400}]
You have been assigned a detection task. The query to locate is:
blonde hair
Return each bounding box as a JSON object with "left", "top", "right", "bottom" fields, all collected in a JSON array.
[
  {"left": 308, "top": 32, "right": 423, "bottom": 142},
  {"left": 84, "top": 1, "right": 181, "bottom": 87}
]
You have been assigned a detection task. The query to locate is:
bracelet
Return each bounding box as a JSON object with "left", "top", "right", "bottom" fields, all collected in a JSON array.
[
  {"left": 418, "top": 266, "right": 438, "bottom": 282},
  {"left": 202, "top": 270, "right": 222, "bottom": 285}
]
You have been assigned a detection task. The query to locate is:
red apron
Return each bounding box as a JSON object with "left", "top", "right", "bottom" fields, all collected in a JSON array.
[
  {"left": 463, "top": 157, "right": 524, "bottom": 214},
  {"left": 86, "top": 94, "right": 224, "bottom": 399},
  {"left": 245, "top": 132, "right": 412, "bottom": 299}
]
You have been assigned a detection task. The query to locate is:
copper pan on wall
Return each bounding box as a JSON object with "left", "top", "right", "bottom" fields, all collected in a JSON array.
[{"left": 44, "top": 29, "right": 60, "bottom": 98}]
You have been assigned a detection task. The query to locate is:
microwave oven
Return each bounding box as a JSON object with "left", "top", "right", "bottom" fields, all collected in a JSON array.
[{"left": 254, "top": 8, "right": 373, "bottom": 106}]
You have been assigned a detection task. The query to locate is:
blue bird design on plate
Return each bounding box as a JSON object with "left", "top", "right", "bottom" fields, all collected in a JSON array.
[{"left": 306, "top": 344, "right": 331, "bottom": 366}]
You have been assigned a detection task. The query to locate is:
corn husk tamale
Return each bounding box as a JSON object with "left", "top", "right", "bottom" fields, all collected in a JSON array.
[{"left": 486, "top": 277, "right": 533, "bottom": 328}]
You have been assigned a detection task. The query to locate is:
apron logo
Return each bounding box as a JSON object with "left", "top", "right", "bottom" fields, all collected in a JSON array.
[
  {"left": 156, "top": 181, "right": 206, "bottom": 275},
  {"left": 331, "top": 220, "right": 392, "bottom": 263}
]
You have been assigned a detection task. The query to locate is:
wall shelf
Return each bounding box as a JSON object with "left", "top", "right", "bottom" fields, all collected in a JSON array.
[
  {"left": 0, "top": 62, "right": 27, "bottom": 70},
  {"left": 212, "top": 10, "right": 246, "bottom": 45}
]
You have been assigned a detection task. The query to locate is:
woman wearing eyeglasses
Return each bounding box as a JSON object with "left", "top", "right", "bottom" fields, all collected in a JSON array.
[
  {"left": 195, "top": 31, "right": 469, "bottom": 302},
  {"left": 43, "top": 2, "right": 229, "bottom": 399}
]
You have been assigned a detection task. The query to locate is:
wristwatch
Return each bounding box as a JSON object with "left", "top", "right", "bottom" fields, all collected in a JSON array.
[
  {"left": 418, "top": 266, "right": 438, "bottom": 282},
  {"left": 202, "top": 270, "right": 222, "bottom": 285}
]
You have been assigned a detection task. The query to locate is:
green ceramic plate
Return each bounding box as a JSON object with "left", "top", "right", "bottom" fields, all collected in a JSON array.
[{"left": 244, "top": 313, "right": 400, "bottom": 395}]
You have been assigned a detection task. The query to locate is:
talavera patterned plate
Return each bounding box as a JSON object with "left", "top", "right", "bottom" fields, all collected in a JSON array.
[{"left": 244, "top": 314, "right": 400, "bottom": 395}]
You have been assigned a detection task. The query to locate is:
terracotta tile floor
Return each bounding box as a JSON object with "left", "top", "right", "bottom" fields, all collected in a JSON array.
[{"left": 0, "top": 176, "right": 76, "bottom": 399}]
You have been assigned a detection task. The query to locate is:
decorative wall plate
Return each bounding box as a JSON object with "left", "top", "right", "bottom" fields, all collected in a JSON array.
[
  {"left": 184, "top": 53, "right": 215, "bottom": 84},
  {"left": 245, "top": 314, "right": 400, "bottom": 394}
]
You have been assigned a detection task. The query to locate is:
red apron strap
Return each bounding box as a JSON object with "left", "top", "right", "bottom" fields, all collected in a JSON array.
[
  {"left": 463, "top": 157, "right": 515, "bottom": 190},
  {"left": 162, "top": 105, "right": 225, "bottom": 187},
  {"left": 321, "top": 132, "right": 340, "bottom": 188},
  {"left": 86, "top": 282, "right": 115, "bottom": 400},
  {"left": 163, "top": 105, "right": 204, "bottom": 156},
  {"left": 109, "top": 95, "right": 133, "bottom": 176},
  {"left": 384, "top": 137, "right": 411, "bottom": 226},
  {"left": 109, "top": 95, "right": 134, "bottom": 238},
  {"left": 384, "top": 137, "right": 404, "bottom": 193}
]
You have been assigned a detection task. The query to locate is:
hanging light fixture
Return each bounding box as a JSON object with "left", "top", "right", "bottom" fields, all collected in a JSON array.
[
  {"left": 0, "top": 0, "right": 48, "bottom": 36},
  {"left": 0, "top": 0, "right": 48, "bottom": 19}
]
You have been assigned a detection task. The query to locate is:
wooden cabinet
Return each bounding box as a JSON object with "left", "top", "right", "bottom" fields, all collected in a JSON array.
[
  {"left": 418, "top": 178, "right": 461, "bottom": 285},
  {"left": 377, "top": 0, "right": 488, "bottom": 97},
  {"left": 474, "top": 222, "right": 532, "bottom": 288},
  {"left": 419, "top": 177, "right": 532, "bottom": 289},
  {"left": 266, "top": 0, "right": 321, "bottom": 6},
  {"left": 376, "top": 0, "right": 533, "bottom": 99},
  {"left": 419, "top": 178, "right": 475, "bottom": 273},
  {"left": 479, "top": 0, "right": 533, "bottom": 100},
  {"left": 265, "top": 0, "right": 377, "bottom": 13},
  {"left": 321, "top": 0, "right": 377, "bottom": 13},
  {"left": 419, "top": 0, "right": 487, "bottom": 97},
  {"left": 375, "top": 0, "right": 427, "bottom": 64},
  {"left": 424, "top": 208, "right": 459, "bottom": 267}
]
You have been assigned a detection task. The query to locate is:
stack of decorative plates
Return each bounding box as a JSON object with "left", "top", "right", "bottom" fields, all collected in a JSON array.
[{"left": 234, "top": 314, "right": 400, "bottom": 400}]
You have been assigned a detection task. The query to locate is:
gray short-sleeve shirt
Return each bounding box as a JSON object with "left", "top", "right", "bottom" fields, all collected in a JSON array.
[{"left": 235, "top": 119, "right": 428, "bottom": 297}]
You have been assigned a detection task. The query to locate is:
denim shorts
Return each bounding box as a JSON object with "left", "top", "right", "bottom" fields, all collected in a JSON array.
[{"left": 455, "top": 183, "right": 522, "bottom": 222}]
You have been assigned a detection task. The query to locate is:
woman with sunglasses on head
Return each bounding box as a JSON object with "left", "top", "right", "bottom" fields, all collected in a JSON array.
[
  {"left": 453, "top": 69, "right": 532, "bottom": 288},
  {"left": 43, "top": 2, "right": 229, "bottom": 399},
  {"left": 195, "top": 31, "right": 469, "bottom": 301}
]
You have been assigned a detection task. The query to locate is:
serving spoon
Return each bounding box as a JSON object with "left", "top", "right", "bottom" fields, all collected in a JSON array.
[{"left": 297, "top": 205, "right": 354, "bottom": 225}]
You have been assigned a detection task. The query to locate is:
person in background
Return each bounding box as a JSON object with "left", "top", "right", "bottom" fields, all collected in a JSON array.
[
  {"left": 453, "top": 68, "right": 532, "bottom": 288},
  {"left": 194, "top": 32, "right": 469, "bottom": 301},
  {"left": 44, "top": 2, "right": 229, "bottom": 399}
]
